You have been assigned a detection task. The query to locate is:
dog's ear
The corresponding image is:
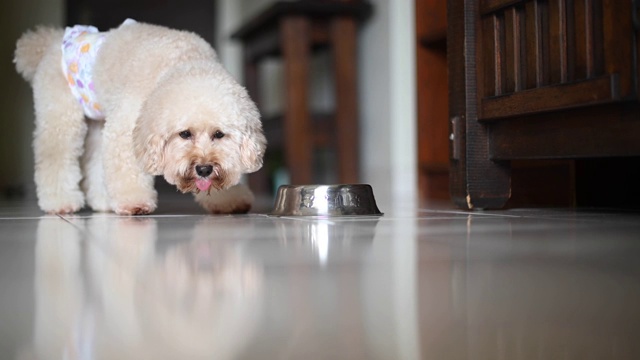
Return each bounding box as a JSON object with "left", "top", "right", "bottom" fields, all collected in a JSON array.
[
  {"left": 240, "top": 122, "right": 267, "bottom": 174},
  {"left": 133, "top": 118, "right": 166, "bottom": 175}
]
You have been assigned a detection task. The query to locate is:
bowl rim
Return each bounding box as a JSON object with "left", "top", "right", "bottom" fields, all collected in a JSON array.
[{"left": 269, "top": 183, "right": 383, "bottom": 217}]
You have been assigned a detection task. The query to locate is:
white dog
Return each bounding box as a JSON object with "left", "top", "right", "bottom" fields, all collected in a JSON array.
[{"left": 14, "top": 20, "right": 266, "bottom": 215}]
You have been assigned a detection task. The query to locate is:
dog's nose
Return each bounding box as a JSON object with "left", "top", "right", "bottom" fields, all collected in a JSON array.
[{"left": 195, "top": 165, "right": 214, "bottom": 177}]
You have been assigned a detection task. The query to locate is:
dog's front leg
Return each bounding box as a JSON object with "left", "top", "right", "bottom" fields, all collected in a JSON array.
[
  {"left": 102, "top": 105, "right": 157, "bottom": 215},
  {"left": 81, "top": 120, "right": 111, "bottom": 212},
  {"left": 32, "top": 50, "right": 87, "bottom": 214}
]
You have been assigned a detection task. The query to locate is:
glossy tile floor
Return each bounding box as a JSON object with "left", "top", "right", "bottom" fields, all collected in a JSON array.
[{"left": 1, "top": 195, "right": 640, "bottom": 359}]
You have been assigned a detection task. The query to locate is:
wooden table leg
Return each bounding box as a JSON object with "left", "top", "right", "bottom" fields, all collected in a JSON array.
[
  {"left": 281, "top": 16, "right": 313, "bottom": 185},
  {"left": 330, "top": 16, "right": 359, "bottom": 184}
]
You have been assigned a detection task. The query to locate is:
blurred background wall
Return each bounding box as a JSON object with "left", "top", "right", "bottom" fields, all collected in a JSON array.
[{"left": 0, "top": 0, "right": 64, "bottom": 199}]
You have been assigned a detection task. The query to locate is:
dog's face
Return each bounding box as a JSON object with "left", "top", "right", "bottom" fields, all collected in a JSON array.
[{"left": 133, "top": 73, "right": 266, "bottom": 194}]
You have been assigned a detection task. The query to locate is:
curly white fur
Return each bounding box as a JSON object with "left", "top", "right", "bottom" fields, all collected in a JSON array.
[{"left": 14, "top": 22, "right": 266, "bottom": 215}]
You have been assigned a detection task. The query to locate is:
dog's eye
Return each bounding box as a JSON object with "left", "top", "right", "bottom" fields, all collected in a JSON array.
[
  {"left": 213, "top": 130, "right": 225, "bottom": 139},
  {"left": 179, "top": 130, "right": 192, "bottom": 139}
]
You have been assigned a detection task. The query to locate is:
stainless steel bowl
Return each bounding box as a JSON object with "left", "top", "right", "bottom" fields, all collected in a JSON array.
[{"left": 270, "top": 184, "right": 383, "bottom": 217}]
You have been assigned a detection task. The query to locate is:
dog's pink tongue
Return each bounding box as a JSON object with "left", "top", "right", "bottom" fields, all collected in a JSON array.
[{"left": 195, "top": 178, "right": 212, "bottom": 192}]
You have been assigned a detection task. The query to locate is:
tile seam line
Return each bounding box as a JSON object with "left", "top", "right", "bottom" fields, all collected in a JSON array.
[{"left": 57, "top": 214, "right": 86, "bottom": 232}]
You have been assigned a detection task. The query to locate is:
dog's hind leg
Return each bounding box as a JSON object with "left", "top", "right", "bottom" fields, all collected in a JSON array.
[
  {"left": 194, "top": 183, "right": 254, "bottom": 214},
  {"left": 102, "top": 104, "right": 158, "bottom": 215},
  {"left": 31, "top": 47, "right": 87, "bottom": 214},
  {"left": 81, "top": 120, "right": 110, "bottom": 212}
]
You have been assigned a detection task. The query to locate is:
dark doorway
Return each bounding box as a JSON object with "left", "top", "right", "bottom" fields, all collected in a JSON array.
[{"left": 66, "top": 0, "right": 216, "bottom": 46}]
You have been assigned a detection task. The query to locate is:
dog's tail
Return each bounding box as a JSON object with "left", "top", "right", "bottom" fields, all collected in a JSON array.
[{"left": 14, "top": 26, "right": 63, "bottom": 83}]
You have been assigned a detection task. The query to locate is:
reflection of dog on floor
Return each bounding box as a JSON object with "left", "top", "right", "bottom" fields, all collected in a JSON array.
[
  {"left": 14, "top": 20, "right": 266, "bottom": 215},
  {"left": 31, "top": 216, "right": 263, "bottom": 359}
]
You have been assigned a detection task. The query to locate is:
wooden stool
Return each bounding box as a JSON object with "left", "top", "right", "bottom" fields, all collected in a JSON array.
[{"left": 232, "top": 1, "right": 372, "bottom": 194}]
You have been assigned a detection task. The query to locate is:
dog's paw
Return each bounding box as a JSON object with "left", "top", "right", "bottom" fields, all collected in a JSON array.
[
  {"left": 110, "top": 189, "right": 158, "bottom": 216},
  {"left": 39, "top": 191, "right": 84, "bottom": 215},
  {"left": 113, "top": 203, "right": 156, "bottom": 216},
  {"left": 195, "top": 184, "right": 254, "bottom": 214},
  {"left": 45, "top": 205, "right": 83, "bottom": 215}
]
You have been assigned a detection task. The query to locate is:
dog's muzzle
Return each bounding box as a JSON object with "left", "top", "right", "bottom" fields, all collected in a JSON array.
[
  {"left": 194, "top": 163, "right": 221, "bottom": 192},
  {"left": 195, "top": 164, "right": 213, "bottom": 177}
]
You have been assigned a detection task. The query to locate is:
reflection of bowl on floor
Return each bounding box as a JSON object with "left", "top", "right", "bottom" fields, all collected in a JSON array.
[{"left": 270, "top": 184, "right": 383, "bottom": 217}]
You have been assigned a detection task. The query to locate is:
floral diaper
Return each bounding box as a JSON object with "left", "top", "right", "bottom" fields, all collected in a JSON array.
[
  {"left": 60, "top": 19, "right": 136, "bottom": 120},
  {"left": 61, "top": 24, "right": 106, "bottom": 120}
]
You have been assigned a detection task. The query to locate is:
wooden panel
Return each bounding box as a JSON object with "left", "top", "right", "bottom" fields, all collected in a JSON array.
[
  {"left": 534, "top": 0, "right": 550, "bottom": 87},
  {"left": 477, "top": 0, "right": 633, "bottom": 120},
  {"left": 523, "top": 1, "right": 538, "bottom": 89},
  {"left": 574, "top": 0, "right": 591, "bottom": 80},
  {"left": 637, "top": 2, "right": 640, "bottom": 101},
  {"left": 481, "top": 74, "right": 617, "bottom": 119},
  {"left": 558, "top": 0, "right": 576, "bottom": 83},
  {"left": 489, "top": 103, "right": 640, "bottom": 160},
  {"left": 480, "top": 0, "right": 526, "bottom": 14},
  {"left": 548, "top": 0, "right": 562, "bottom": 84},
  {"left": 510, "top": 6, "right": 526, "bottom": 91},
  {"left": 504, "top": 10, "right": 515, "bottom": 93},
  {"left": 493, "top": 14, "right": 507, "bottom": 95},
  {"left": 602, "top": 0, "right": 636, "bottom": 99},
  {"left": 585, "top": 0, "right": 605, "bottom": 77},
  {"left": 480, "top": 16, "right": 498, "bottom": 97}
]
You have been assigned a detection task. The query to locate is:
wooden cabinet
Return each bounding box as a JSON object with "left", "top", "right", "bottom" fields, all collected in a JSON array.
[
  {"left": 448, "top": 0, "right": 640, "bottom": 209},
  {"left": 416, "top": 0, "right": 450, "bottom": 201}
]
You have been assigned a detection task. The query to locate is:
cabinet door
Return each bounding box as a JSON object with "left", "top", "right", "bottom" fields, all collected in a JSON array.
[{"left": 477, "top": 0, "right": 637, "bottom": 120}]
